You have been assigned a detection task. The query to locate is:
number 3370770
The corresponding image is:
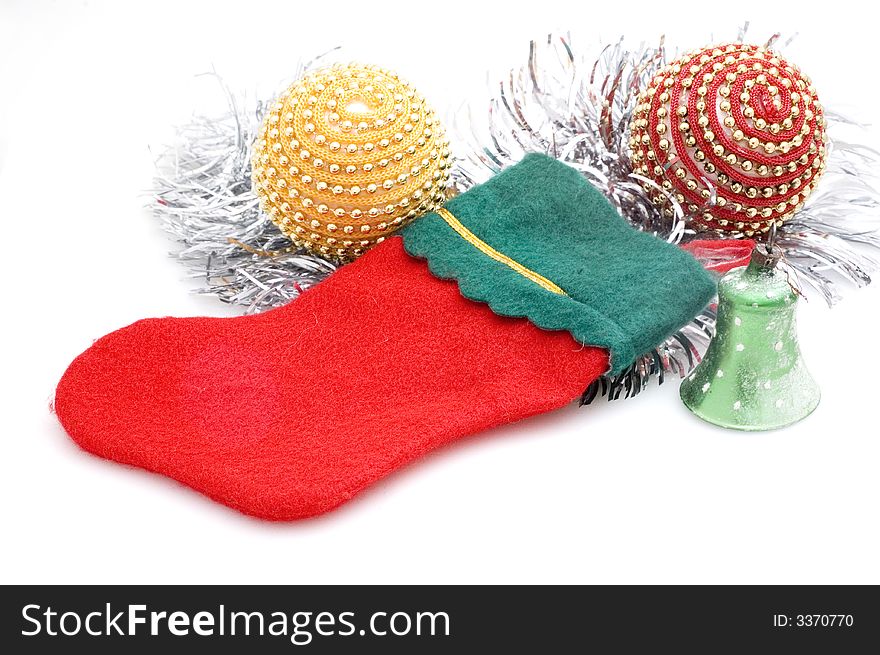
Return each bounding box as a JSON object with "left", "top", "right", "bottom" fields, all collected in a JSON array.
[{"left": 773, "top": 615, "right": 854, "bottom": 627}]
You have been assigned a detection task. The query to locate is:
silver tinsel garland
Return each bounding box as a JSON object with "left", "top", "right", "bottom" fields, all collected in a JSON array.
[
  {"left": 152, "top": 57, "right": 339, "bottom": 313},
  {"left": 150, "top": 32, "right": 880, "bottom": 402}
]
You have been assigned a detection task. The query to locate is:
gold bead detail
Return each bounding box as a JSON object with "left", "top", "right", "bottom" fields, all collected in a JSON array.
[{"left": 251, "top": 63, "right": 451, "bottom": 261}]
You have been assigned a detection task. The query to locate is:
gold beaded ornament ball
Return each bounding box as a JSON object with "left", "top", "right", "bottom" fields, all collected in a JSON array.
[
  {"left": 251, "top": 63, "right": 451, "bottom": 261},
  {"left": 629, "top": 43, "right": 827, "bottom": 237}
]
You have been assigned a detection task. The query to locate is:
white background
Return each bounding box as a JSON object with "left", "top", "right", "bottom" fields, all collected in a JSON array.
[{"left": 2, "top": 0, "right": 878, "bottom": 584}]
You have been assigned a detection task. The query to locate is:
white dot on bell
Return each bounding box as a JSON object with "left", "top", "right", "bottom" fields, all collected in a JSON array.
[
  {"left": 774, "top": 341, "right": 783, "bottom": 351},
  {"left": 736, "top": 344, "right": 745, "bottom": 352},
  {"left": 733, "top": 401, "right": 742, "bottom": 410}
]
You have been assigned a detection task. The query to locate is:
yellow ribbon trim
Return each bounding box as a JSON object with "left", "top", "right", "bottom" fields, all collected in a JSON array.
[{"left": 435, "top": 207, "right": 568, "bottom": 297}]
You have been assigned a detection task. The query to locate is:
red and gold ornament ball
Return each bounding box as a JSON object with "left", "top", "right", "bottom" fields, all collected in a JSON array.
[{"left": 629, "top": 43, "right": 827, "bottom": 236}]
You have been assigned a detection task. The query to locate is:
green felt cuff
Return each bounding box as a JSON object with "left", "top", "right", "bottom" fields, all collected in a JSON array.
[{"left": 402, "top": 153, "right": 716, "bottom": 375}]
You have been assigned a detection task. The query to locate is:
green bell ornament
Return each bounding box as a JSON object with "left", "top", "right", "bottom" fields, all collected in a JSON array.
[{"left": 680, "top": 238, "right": 820, "bottom": 431}]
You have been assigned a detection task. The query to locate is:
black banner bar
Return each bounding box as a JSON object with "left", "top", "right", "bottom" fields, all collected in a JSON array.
[{"left": 2, "top": 585, "right": 877, "bottom": 652}]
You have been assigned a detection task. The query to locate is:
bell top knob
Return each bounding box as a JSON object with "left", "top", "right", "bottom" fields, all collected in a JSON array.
[
  {"left": 746, "top": 241, "right": 781, "bottom": 272},
  {"left": 717, "top": 243, "right": 795, "bottom": 311}
]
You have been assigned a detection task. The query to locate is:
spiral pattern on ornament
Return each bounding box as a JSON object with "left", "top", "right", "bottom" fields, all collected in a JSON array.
[
  {"left": 629, "top": 43, "right": 827, "bottom": 235},
  {"left": 251, "top": 63, "right": 451, "bottom": 260}
]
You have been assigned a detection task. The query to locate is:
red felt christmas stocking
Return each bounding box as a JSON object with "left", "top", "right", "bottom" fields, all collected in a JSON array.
[{"left": 55, "top": 155, "right": 745, "bottom": 520}]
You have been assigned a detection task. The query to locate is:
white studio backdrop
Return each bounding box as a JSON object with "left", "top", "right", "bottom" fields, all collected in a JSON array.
[{"left": 1, "top": 0, "right": 878, "bottom": 584}]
